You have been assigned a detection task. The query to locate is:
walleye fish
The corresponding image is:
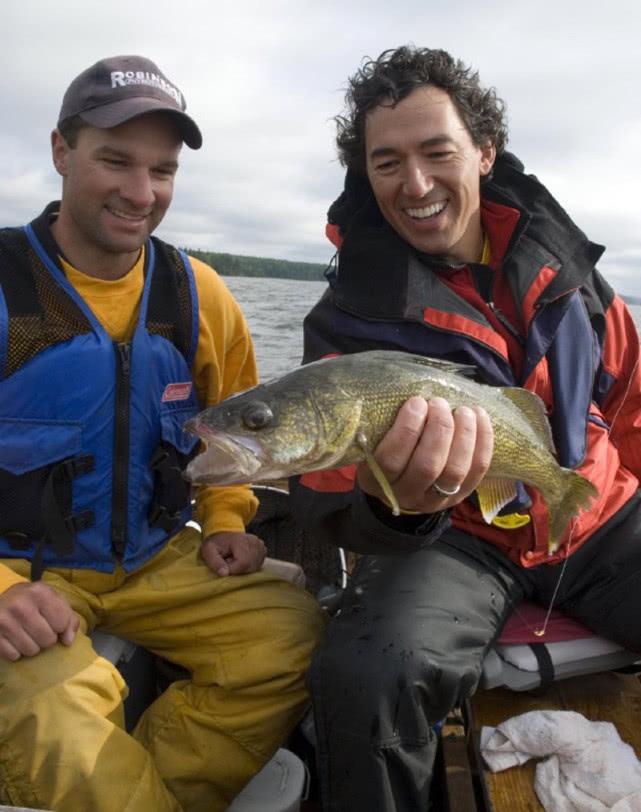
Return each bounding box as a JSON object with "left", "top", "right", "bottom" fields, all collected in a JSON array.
[{"left": 184, "top": 350, "right": 597, "bottom": 552}]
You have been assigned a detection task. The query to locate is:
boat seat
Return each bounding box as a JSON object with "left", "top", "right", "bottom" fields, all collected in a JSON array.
[{"left": 480, "top": 600, "right": 641, "bottom": 691}]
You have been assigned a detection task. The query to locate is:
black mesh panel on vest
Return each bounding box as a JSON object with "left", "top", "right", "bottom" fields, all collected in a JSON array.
[
  {"left": 0, "top": 229, "right": 92, "bottom": 378},
  {"left": 146, "top": 241, "right": 194, "bottom": 362}
]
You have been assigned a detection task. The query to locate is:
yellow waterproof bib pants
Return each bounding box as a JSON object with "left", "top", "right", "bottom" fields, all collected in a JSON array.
[{"left": 0, "top": 527, "right": 325, "bottom": 811}]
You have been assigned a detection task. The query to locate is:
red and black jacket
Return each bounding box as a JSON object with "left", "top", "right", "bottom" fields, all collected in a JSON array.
[{"left": 289, "top": 153, "right": 641, "bottom": 567}]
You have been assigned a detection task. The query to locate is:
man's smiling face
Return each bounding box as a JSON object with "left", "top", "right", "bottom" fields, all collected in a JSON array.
[
  {"left": 365, "top": 84, "right": 496, "bottom": 264},
  {"left": 51, "top": 112, "right": 181, "bottom": 275}
]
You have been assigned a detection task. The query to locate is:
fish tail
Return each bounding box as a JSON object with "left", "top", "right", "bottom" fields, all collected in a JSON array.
[{"left": 548, "top": 469, "right": 598, "bottom": 552}]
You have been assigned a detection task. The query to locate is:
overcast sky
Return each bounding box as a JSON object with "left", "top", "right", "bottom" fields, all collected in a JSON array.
[{"left": 3, "top": 0, "right": 640, "bottom": 295}]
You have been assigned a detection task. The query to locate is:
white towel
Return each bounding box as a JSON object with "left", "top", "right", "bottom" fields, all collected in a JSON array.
[{"left": 480, "top": 710, "right": 641, "bottom": 811}]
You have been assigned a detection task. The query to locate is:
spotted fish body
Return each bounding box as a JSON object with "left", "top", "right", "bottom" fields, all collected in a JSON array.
[{"left": 185, "top": 350, "right": 597, "bottom": 551}]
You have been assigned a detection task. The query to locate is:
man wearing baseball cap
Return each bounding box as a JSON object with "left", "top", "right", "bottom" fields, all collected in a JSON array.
[
  {"left": 0, "top": 55, "right": 324, "bottom": 811},
  {"left": 57, "top": 54, "right": 203, "bottom": 148}
]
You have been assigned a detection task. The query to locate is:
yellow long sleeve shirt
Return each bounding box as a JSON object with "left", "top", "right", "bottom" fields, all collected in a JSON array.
[{"left": 0, "top": 248, "right": 259, "bottom": 593}]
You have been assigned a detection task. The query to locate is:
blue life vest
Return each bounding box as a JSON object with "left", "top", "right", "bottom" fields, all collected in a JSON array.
[{"left": 0, "top": 205, "right": 201, "bottom": 575}]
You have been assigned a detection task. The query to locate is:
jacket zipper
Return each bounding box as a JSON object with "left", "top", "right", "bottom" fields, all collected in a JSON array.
[
  {"left": 487, "top": 301, "right": 525, "bottom": 346},
  {"left": 111, "top": 341, "right": 131, "bottom": 558}
]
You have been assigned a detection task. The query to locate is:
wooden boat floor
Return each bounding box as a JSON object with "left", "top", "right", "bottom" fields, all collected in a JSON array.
[{"left": 468, "top": 672, "right": 641, "bottom": 811}]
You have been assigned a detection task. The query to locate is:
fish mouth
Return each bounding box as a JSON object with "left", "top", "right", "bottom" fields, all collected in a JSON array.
[{"left": 184, "top": 419, "right": 264, "bottom": 485}]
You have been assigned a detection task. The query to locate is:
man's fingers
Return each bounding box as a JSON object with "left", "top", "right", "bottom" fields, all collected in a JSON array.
[
  {"left": 360, "top": 398, "right": 495, "bottom": 515},
  {"left": 372, "top": 397, "right": 429, "bottom": 478},
  {"left": 422, "top": 405, "right": 494, "bottom": 510},
  {"left": 59, "top": 613, "right": 80, "bottom": 647},
  {"left": 225, "top": 557, "right": 251, "bottom": 575},
  {"left": 225, "top": 536, "right": 267, "bottom": 575},
  {"left": 358, "top": 397, "right": 429, "bottom": 496},
  {"left": 0, "top": 608, "right": 63, "bottom": 657},
  {"left": 424, "top": 405, "right": 477, "bottom": 495},
  {"left": 1, "top": 625, "right": 42, "bottom": 657},
  {"left": 35, "top": 590, "right": 79, "bottom": 648},
  {"left": 469, "top": 406, "right": 494, "bottom": 480},
  {"left": 201, "top": 540, "right": 231, "bottom": 576},
  {"left": 202, "top": 532, "right": 267, "bottom": 577},
  {"left": 36, "top": 590, "right": 78, "bottom": 637},
  {"left": 0, "top": 582, "right": 77, "bottom": 660},
  {"left": 388, "top": 397, "right": 455, "bottom": 496},
  {"left": 0, "top": 614, "right": 78, "bottom": 658},
  {"left": 0, "top": 637, "right": 22, "bottom": 662}
]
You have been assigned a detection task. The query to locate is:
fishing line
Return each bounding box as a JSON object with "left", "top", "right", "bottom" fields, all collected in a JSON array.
[
  {"left": 484, "top": 521, "right": 572, "bottom": 638},
  {"left": 606, "top": 354, "right": 638, "bottom": 436},
  {"left": 533, "top": 533, "right": 572, "bottom": 637}
]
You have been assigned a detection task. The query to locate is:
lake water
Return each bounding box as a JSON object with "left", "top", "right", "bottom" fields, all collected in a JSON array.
[
  {"left": 222, "top": 275, "right": 641, "bottom": 382},
  {"left": 223, "top": 276, "right": 327, "bottom": 381}
]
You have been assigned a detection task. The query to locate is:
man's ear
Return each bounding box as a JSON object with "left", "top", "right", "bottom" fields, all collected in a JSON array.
[
  {"left": 479, "top": 142, "right": 497, "bottom": 177},
  {"left": 51, "top": 129, "right": 70, "bottom": 177}
]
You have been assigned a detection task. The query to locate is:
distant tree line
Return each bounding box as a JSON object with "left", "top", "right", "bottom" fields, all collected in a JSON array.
[{"left": 184, "top": 249, "right": 328, "bottom": 281}]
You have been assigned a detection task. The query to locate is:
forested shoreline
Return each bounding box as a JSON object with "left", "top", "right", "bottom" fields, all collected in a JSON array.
[{"left": 185, "top": 248, "right": 328, "bottom": 281}]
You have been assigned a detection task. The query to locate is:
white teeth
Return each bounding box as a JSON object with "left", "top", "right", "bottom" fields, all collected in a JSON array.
[
  {"left": 406, "top": 201, "right": 447, "bottom": 219},
  {"left": 108, "top": 208, "right": 147, "bottom": 221}
]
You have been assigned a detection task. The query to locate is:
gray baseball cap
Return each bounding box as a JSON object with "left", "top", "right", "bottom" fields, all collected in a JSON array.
[{"left": 57, "top": 55, "right": 202, "bottom": 149}]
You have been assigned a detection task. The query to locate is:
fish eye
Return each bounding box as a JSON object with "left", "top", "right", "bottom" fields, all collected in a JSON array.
[{"left": 242, "top": 401, "right": 273, "bottom": 430}]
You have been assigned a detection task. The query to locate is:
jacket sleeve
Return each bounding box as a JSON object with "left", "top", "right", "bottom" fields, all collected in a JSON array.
[
  {"left": 289, "top": 470, "right": 450, "bottom": 555},
  {"left": 597, "top": 288, "right": 641, "bottom": 480},
  {"left": 188, "top": 257, "right": 259, "bottom": 537},
  {"left": 289, "top": 292, "right": 451, "bottom": 555}
]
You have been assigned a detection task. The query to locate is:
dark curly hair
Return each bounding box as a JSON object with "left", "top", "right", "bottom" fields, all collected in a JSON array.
[{"left": 336, "top": 46, "right": 508, "bottom": 174}]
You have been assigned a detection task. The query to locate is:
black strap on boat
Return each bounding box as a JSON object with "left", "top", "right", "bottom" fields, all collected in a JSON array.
[{"left": 528, "top": 643, "right": 555, "bottom": 690}]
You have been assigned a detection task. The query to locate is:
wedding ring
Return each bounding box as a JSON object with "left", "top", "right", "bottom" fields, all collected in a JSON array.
[{"left": 432, "top": 481, "right": 461, "bottom": 498}]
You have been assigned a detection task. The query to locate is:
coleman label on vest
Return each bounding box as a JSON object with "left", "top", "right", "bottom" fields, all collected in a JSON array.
[{"left": 161, "top": 382, "right": 193, "bottom": 402}]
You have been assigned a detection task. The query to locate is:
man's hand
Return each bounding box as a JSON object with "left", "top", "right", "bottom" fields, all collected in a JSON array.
[
  {"left": 0, "top": 581, "right": 79, "bottom": 662},
  {"left": 200, "top": 531, "right": 267, "bottom": 576},
  {"left": 357, "top": 395, "right": 494, "bottom": 515}
]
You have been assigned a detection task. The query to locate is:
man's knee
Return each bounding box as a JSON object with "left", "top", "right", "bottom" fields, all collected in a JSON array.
[
  {"left": 213, "top": 580, "right": 325, "bottom": 692},
  {"left": 268, "top": 603, "right": 326, "bottom": 686},
  {"left": 0, "top": 643, "right": 127, "bottom": 734},
  {"left": 311, "top": 633, "right": 472, "bottom": 744}
]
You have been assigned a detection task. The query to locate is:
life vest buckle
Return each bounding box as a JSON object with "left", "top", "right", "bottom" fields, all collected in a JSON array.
[{"left": 148, "top": 502, "right": 182, "bottom": 533}]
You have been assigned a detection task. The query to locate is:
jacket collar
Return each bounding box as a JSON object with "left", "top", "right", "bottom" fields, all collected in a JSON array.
[
  {"left": 329, "top": 152, "right": 604, "bottom": 320},
  {"left": 483, "top": 154, "right": 604, "bottom": 305},
  {"left": 30, "top": 202, "right": 67, "bottom": 266}
]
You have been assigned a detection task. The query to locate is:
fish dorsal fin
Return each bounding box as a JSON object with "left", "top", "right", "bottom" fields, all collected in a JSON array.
[
  {"left": 476, "top": 477, "right": 518, "bottom": 523},
  {"left": 372, "top": 351, "right": 477, "bottom": 378},
  {"left": 410, "top": 356, "right": 477, "bottom": 376},
  {"left": 498, "top": 387, "right": 555, "bottom": 453}
]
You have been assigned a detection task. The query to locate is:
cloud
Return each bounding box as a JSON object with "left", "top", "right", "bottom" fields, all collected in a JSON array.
[{"left": 4, "top": 0, "right": 640, "bottom": 292}]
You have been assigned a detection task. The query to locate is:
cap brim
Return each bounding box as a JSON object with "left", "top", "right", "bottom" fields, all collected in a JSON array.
[{"left": 78, "top": 97, "right": 202, "bottom": 149}]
